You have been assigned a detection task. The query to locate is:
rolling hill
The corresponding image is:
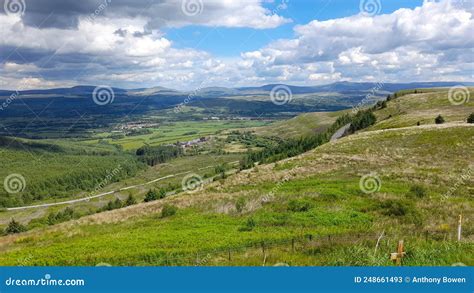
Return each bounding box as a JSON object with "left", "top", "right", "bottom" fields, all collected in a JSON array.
[
  {"left": 371, "top": 88, "right": 474, "bottom": 130},
  {"left": 1, "top": 82, "right": 472, "bottom": 139},
  {"left": 0, "top": 88, "right": 472, "bottom": 266},
  {"left": 250, "top": 111, "right": 343, "bottom": 139}
]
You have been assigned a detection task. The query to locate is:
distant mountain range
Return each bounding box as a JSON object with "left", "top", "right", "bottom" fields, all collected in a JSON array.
[{"left": 1, "top": 81, "right": 473, "bottom": 98}]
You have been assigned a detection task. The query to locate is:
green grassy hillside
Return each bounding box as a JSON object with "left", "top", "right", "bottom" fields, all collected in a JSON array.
[
  {"left": 0, "top": 89, "right": 472, "bottom": 266},
  {"left": 371, "top": 88, "right": 473, "bottom": 130},
  {"left": 251, "top": 111, "right": 342, "bottom": 138}
]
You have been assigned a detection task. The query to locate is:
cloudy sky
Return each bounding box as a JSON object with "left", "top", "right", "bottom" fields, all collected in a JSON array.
[{"left": 0, "top": 0, "right": 473, "bottom": 90}]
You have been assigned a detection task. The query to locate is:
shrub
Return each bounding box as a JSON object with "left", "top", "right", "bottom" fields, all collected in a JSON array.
[
  {"left": 158, "top": 188, "right": 167, "bottom": 199},
  {"left": 409, "top": 185, "right": 427, "bottom": 198},
  {"left": 239, "top": 217, "right": 256, "bottom": 231},
  {"left": 47, "top": 207, "right": 75, "bottom": 225},
  {"left": 103, "top": 198, "right": 123, "bottom": 211},
  {"left": 215, "top": 164, "right": 226, "bottom": 174},
  {"left": 144, "top": 190, "right": 159, "bottom": 202},
  {"left": 467, "top": 113, "right": 474, "bottom": 124},
  {"left": 435, "top": 115, "right": 445, "bottom": 124},
  {"left": 125, "top": 194, "right": 137, "bottom": 206},
  {"left": 161, "top": 204, "right": 178, "bottom": 218},
  {"left": 288, "top": 199, "right": 313, "bottom": 212},
  {"left": 246, "top": 217, "right": 256, "bottom": 229},
  {"left": 5, "top": 219, "right": 27, "bottom": 234},
  {"left": 235, "top": 197, "right": 246, "bottom": 213},
  {"left": 379, "top": 200, "right": 413, "bottom": 216}
]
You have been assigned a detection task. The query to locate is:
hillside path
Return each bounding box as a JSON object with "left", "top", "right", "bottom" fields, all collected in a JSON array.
[
  {"left": 5, "top": 160, "right": 240, "bottom": 211},
  {"left": 330, "top": 123, "right": 351, "bottom": 141}
]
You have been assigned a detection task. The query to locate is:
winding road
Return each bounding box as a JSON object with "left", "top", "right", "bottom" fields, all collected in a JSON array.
[
  {"left": 6, "top": 171, "right": 191, "bottom": 211},
  {"left": 330, "top": 123, "right": 351, "bottom": 142},
  {"left": 6, "top": 160, "right": 241, "bottom": 211}
]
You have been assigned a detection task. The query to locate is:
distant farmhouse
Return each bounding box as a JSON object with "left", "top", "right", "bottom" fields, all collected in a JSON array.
[{"left": 175, "top": 137, "right": 208, "bottom": 149}]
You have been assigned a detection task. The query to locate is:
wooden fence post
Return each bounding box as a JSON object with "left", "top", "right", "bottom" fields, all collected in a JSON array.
[
  {"left": 390, "top": 240, "right": 405, "bottom": 266},
  {"left": 458, "top": 214, "right": 462, "bottom": 242},
  {"left": 261, "top": 242, "right": 267, "bottom": 265}
]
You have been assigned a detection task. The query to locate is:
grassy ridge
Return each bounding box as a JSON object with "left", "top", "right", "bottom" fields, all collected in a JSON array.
[
  {"left": 251, "top": 111, "right": 341, "bottom": 139},
  {"left": 0, "top": 126, "right": 471, "bottom": 265},
  {"left": 372, "top": 88, "right": 474, "bottom": 130},
  {"left": 0, "top": 89, "right": 472, "bottom": 265}
]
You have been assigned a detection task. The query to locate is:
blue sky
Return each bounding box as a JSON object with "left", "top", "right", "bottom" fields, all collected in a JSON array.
[
  {"left": 165, "top": 0, "right": 425, "bottom": 56},
  {"left": 0, "top": 0, "right": 472, "bottom": 90}
]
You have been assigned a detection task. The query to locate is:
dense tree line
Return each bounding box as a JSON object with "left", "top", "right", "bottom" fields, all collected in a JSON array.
[
  {"left": 349, "top": 110, "right": 377, "bottom": 133},
  {"left": 126, "top": 128, "right": 153, "bottom": 137},
  {"left": 136, "top": 145, "right": 183, "bottom": 166},
  {"left": 0, "top": 158, "right": 144, "bottom": 208},
  {"left": 240, "top": 113, "right": 359, "bottom": 169}
]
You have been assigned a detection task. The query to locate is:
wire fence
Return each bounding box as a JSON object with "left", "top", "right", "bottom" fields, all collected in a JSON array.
[{"left": 123, "top": 230, "right": 471, "bottom": 266}]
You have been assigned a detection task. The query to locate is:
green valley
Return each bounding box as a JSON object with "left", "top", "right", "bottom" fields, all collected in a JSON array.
[{"left": 0, "top": 88, "right": 472, "bottom": 266}]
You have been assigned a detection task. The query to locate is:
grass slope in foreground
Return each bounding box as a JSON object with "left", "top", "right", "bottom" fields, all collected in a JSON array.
[{"left": 0, "top": 89, "right": 472, "bottom": 266}]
